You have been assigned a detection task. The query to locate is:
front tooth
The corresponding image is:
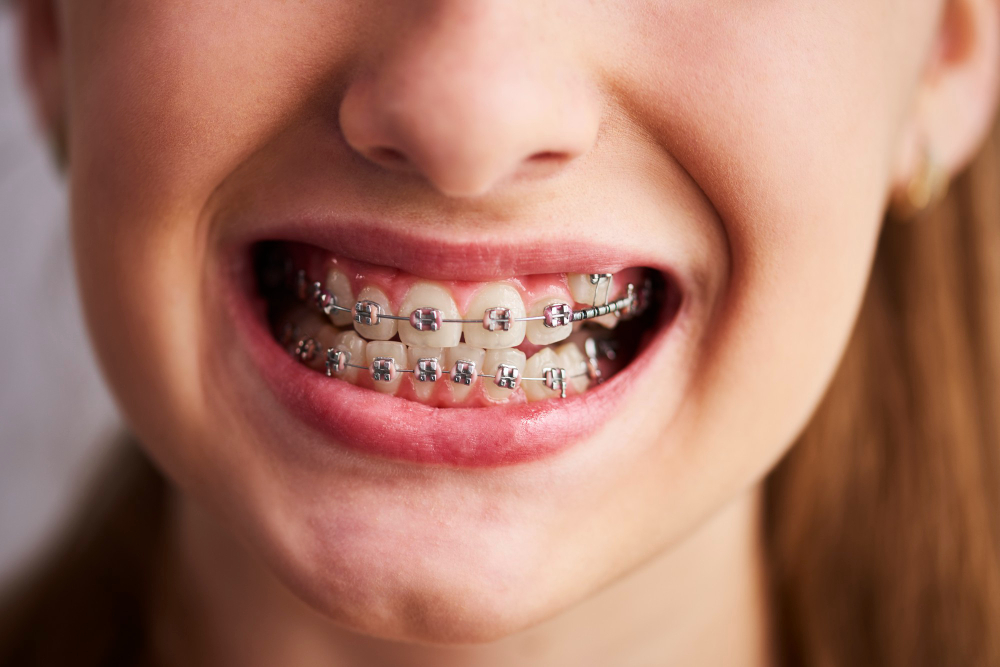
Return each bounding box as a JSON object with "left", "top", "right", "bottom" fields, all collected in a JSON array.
[
  {"left": 328, "top": 330, "right": 367, "bottom": 383},
  {"left": 483, "top": 348, "right": 527, "bottom": 401},
  {"left": 523, "top": 348, "right": 563, "bottom": 401},
  {"left": 554, "top": 342, "right": 591, "bottom": 395},
  {"left": 462, "top": 283, "right": 526, "bottom": 349},
  {"left": 353, "top": 285, "right": 398, "bottom": 341},
  {"left": 445, "top": 344, "right": 486, "bottom": 402},
  {"left": 407, "top": 345, "right": 445, "bottom": 401},
  {"left": 526, "top": 295, "right": 573, "bottom": 345},
  {"left": 568, "top": 273, "right": 615, "bottom": 306},
  {"left": 366, "top": 341, "right": 407, "bottom": 394},
  {"left": 325, "top": 269, "right": 355, "bottom": 327},
  {"left": 398, "top": 282, "right": 462, "bottom": 348}
]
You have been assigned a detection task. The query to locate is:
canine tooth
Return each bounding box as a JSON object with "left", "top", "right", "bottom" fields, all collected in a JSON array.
[
  {"left": 329, "top": 330, "right": 367, "bottom": 383},
  {"left": 325, "top": 270, "right": 355, "bottom": 327},
  {"left": 568, "top": 273, "right": 614, "bottom": 306},
  {"left": 462, "top": 283, "right": 527, "bottom": 349},
  {"left": 353, "top": 285, "right": 398, "bottom": 341},
  {"left": 483, "top": 348, "right": 526, "bottom": 401},
  {"left": 555, "top": 342, "right": 590, "bottom": 395},
  {"left": 407, "top": 345, "right": 445, "bottom": 401},
  {"left": 398, "top": 282, "right": 462, "bottom": 348},
  {"left": 366, "top": 341, "right": 407, "bottom": 394},
  {"left": 526, "top": 295, "right": 573, "bottom": 345},
  {"left": 446, "top": 344, "right": 486, "bottom": 402},
  {"left": 523, "top": 348, "right": 563, "bottom": 401}
]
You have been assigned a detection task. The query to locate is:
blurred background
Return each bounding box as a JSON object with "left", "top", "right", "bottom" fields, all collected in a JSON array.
[{"left": 0, "top": 7, "right": 120, "bottom": 581}]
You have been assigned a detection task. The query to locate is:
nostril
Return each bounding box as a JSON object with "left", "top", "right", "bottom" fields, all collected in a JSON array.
[
  {"left": 368, "top": 146, "right": 410, "bottom": 167},
  {"left": 528, "top": 151, "right": 567, "bottom": 164}
]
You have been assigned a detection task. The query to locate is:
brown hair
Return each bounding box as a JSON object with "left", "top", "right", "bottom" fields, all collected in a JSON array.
[
  {"left": 3, "top": 104, "right": 1000, "bottom": 667},
  {"left": 765, "top": 119, "right": 1000, "bottom": 664},
  {"left": 0, "top": 440, "right": 168, "bottom": 666}
]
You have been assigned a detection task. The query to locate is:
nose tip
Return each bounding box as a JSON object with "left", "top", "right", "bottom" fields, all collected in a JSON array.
[{"left": 338, "top": 10, "right": 600, "bottom": 198}]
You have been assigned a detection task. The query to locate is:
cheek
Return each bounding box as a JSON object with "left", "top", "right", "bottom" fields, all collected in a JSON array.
[
  {"left": 617, "top": 3, "right": 903, "bottom": 479},
  {"left": 60, "top": 1, "right": 358, "bottom": 455}
]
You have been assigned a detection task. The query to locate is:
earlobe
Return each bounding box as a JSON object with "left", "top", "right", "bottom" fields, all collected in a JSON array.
[
  {"left": 912, "top": 0, "right": 1000, "bottom": 181},
  {"left": 15, "top": 0, "right": 66, "bottom": 166}
]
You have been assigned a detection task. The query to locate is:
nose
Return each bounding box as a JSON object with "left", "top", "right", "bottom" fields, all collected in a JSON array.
[{"left": 339, "top": 2, "right": 601, "bottom": 198}]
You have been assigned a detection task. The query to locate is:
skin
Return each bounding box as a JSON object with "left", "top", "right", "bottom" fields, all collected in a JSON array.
[{"left": 17, "top": 0, "right": 1000, "bottom": 664}]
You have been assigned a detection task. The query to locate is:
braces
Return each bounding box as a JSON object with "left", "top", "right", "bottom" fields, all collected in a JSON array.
[
  {"left": 280, "top": 265, "right": 652, "bottom": 399},
  {"left": 292, "top": 269, "right": 647, "bottom": 330}
]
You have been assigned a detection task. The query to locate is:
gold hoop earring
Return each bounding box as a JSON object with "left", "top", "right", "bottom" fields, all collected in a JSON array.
[{"left": 890, "top": 142, "right": 949, "bottom": 222}]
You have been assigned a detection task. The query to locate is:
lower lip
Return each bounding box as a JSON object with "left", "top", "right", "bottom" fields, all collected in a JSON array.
[{"left": 225, "top": 256, "right": 683, "bottom": 468}]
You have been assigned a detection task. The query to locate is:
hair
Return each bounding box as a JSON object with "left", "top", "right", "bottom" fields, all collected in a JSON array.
[
  {"left": 2, "top": 89, "right": 1000, "bottom": 667},
  {"left": 765, "top": 117, "right": 1000, "bottom": 665}
]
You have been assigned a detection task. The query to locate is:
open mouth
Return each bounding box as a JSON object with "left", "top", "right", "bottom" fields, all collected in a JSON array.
[
  {"left": 254, "top": 241, "right": 672, "bottom": 406},
  {"left": 226, "top": 229, "right": 685, "bottom": 467}
]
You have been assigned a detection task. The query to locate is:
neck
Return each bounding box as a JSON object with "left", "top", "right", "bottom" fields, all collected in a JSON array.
[{"left": 155, "top": 486, "right": 774, "bottom": 667}]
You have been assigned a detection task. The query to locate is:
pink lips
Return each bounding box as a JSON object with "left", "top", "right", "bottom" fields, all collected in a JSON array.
[{"left": 222, "top": 220, "right": 685, "bottom": 467}]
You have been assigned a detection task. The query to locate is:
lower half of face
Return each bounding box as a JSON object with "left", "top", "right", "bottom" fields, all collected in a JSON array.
[{"left": 61, "top": 0, "right": 926, "bottom": 643}]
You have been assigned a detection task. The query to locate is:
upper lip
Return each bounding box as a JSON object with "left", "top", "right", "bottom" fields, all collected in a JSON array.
[{"left": 221, "top": 211, "right": 686, "bottom": 287}]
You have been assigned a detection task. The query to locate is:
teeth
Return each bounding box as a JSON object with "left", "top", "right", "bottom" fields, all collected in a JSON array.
[
  {"left": 329, "top": 330, "right": 367, "bottom": 383},
  {"left": 366, "top": 341, "right": 407, "bottom": 394},
  {"left": 305, "top": 325, "right": 340, "bottom": 373},
  {"left": 407, "top": 345, "right": 445, "bottom": 401},
  {"left": 353, "top": 285, "right": 398, "bottom": 341},
  {"left": 324, "top": 270, "right": 355, "bottom": 327},
  {"left": 568, "top": 273, "right": 614, "bottom": 306},
  {"left": 445, "top": 344, "right": 486, "bottom": 402},
  {"left": 523, "top": 348, "right": 563, "bottom": 401},
  {"left": 462, "top": 283, "right": 527, "bottom": 349},
  {"left": 483, "top": 348, "right": 526, "bottom": 401},
  {"left": 593, "top": 313, "right": 619, "bottom": 329},
  {"left": 282, "top": 307, "right": 331, "bottom": 372},
  {"left": 554, "top": 342, "right": 591, "bottom": 395},
  {"left": 398, "top": 282, "right": 462, "bottom": 348},
  {"left": 526, "top": 295, "right": 573, "bottom": 345}
]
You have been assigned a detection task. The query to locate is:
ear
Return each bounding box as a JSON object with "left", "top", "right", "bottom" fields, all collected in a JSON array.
[
  {"left": 15, "top": 0, "right": 65, "bottom": 161},
  {"left": 894, "top": 0, "right": 1000, "bottom": 188}
]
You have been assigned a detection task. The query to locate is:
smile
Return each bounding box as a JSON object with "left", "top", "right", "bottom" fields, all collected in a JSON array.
[
  {"left": 225, "top": 224, "right": 687, "bottom": 467},
  {"left": 259, "top": 242, "right": 664, "bottom": 404}
]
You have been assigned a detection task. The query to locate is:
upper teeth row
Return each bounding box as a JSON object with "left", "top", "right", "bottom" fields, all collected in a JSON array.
[{"left": 291, "top": 269, "right": 646, "bottom": 333}]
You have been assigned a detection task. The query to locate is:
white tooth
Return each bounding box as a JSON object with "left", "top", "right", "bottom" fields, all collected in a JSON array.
[
  {"left": 483, "top": 348, "right": 526, "bottom": 401},
  {"left": 568, "top": 273, "right": 614, "bottom": 306},
  {"left": 554, "top": 342, "right": 591, "bottom": 395},
  {"left": 353, "top": 285, "right": 398, "bottom": 341},
  {"left": 445, "top": 344, "right": 486, "bottom": 403},
  {"left": 523, "top": 348, "right": 563, "bottom": 401},
  {"left": 284, "top": 307, "right": 327, "bottom": 369},
  {"left": 594, "top": 313, "right": 619, "bottom": 329},
  {"left": 303, "top": 324, "right": 341, "bottom": 372},
  {"left": 407, "top": 345, "right": 445, "bottom": 402},
  {"left": 325, "top": 269, "right": 355, "bottom": 327},
  {"left": 398, "top": 282, "right": 462, "bottom": 348},
  {"left": 366, "top": 341, "right": 407, "bottom": 394},
  {"left": 526, "top": 295, "right": 573, "bottom": 345},
  {"left": 462, "top": 283, "right": 526, "bottom": 349},
  {"left": 329, "top": 330, "right": 367, "bottom": 383}
]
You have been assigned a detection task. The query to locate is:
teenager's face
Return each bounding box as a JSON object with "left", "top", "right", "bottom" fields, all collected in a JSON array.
[{"left": 40, "top": 0, "right": 966, "bottom": 642}]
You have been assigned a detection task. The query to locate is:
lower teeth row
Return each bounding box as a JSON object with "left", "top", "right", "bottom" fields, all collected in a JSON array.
[{"left": 284, "top": 325, "right": 600, "bottom": 401}]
